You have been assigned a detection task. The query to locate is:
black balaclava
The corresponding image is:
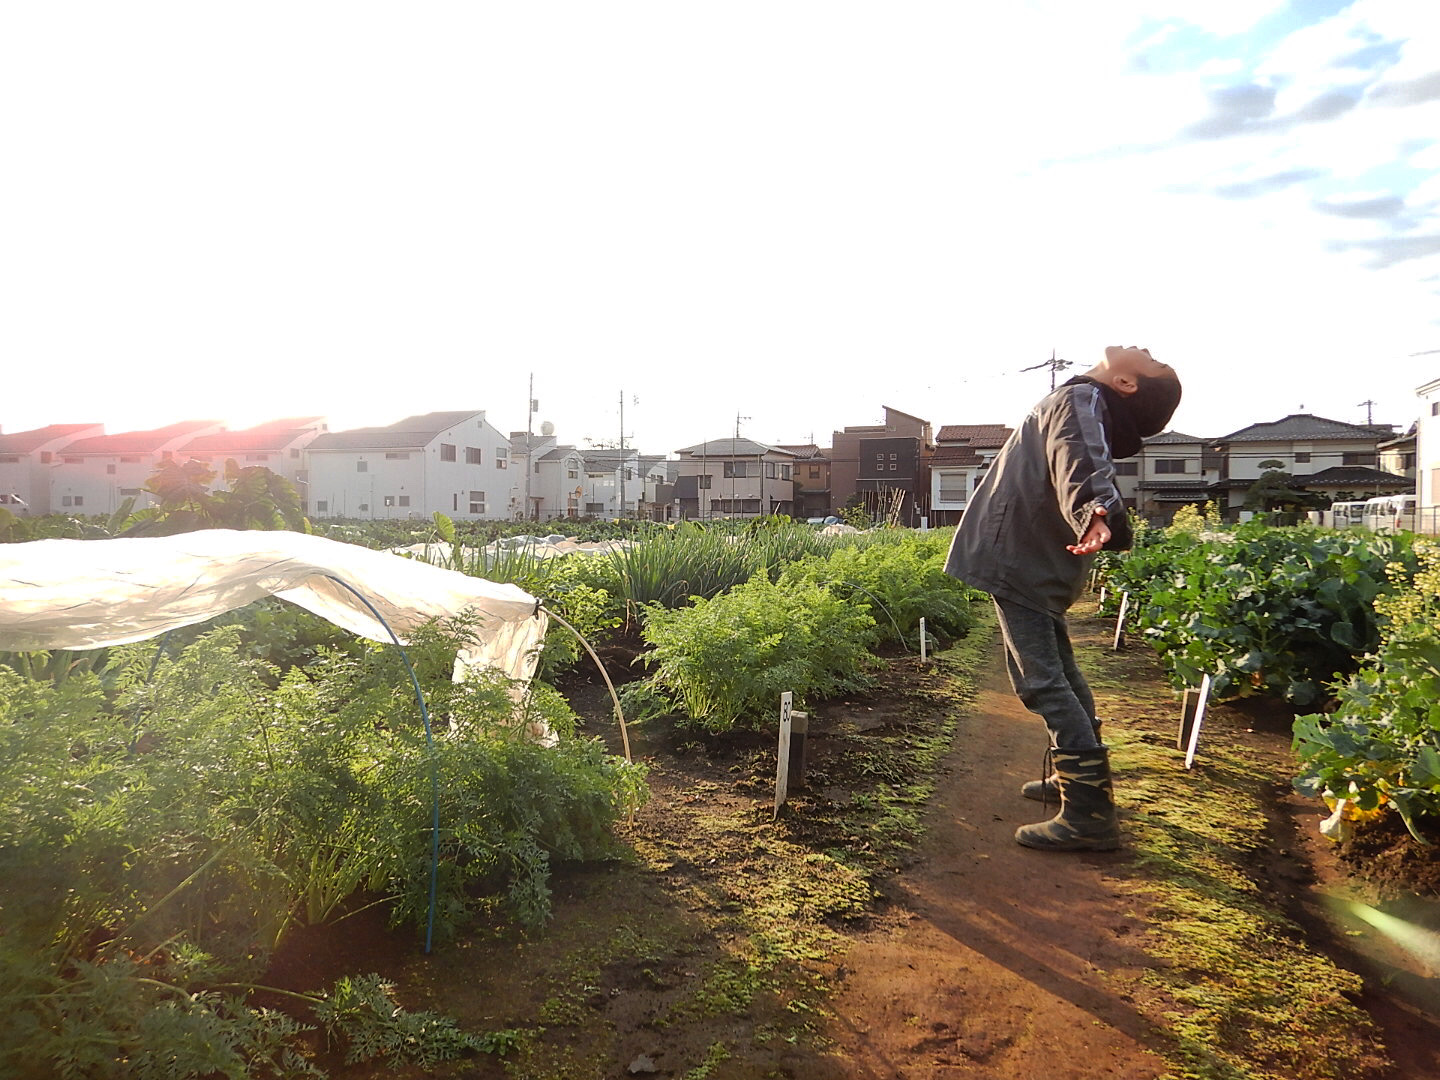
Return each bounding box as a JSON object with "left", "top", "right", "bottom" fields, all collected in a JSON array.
[{"left": 1068, "top": 374, "right": 1182, "bottom": 459}]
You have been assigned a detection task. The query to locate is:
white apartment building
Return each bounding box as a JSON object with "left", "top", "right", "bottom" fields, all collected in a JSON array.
[
  {"left": 0, "top": 424, "right": 105, "bottom": 514},
  {"left": 1418, "top": 377, "right": 1440, "bottom": 534},
  {"left": 306, "top": 411, "right": 514, "bottom": 520},
  {"left": 48, "top": 421, "right": 225, "bottom": 516}
]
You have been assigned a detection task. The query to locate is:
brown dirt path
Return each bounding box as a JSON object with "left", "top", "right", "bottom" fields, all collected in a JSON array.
[{"left": 816, "top": 629, "right": 1169, "bottom": 1079}]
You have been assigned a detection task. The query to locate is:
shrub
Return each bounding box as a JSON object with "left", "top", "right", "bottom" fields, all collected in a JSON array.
[
  {"left": 1104, "top": 520, "right": 1419, "bottom": 707},
  {"left": 622, "top": 576, "right": 879, "bottom": 732},
  {"left": 779, "top": 529, "right": 978, "bottom": 645},
  {"left": 1293, "top": 538, "right": 1440, "bottom": 838}
]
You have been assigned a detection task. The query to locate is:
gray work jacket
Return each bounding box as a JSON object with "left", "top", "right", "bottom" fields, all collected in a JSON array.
[{"left": 943, "top": 379, "right": 1132, "bottom": 617}]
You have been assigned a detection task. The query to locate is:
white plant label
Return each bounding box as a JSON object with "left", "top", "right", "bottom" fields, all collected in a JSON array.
[
  {"left": 1185, "top": 674, "right": 1211, "bottom": 770},
  {"left": 1112, "top": 591, "right": 1130, "bottom": 651}
]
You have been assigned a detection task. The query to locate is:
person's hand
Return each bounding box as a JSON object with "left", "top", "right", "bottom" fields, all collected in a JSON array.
[{"left": 1067, "top": 506, "right": 1111, "bottom": 555}]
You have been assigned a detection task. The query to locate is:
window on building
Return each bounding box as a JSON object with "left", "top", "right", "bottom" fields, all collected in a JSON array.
[
  {"left": 119, "top": 487, "right": 141, "bottom": 496},
  {"left": 245, "top": 454, "right": 268, "bottom": 461},
  {"left": 568, "top": 468, "right": 578, "bottom": 479},
  {"left": 585, "top": 502, "right": 605, "bottom": 513},
  {"left": 469, "top": 490, "right": 485, "bottom": 514},
  {"left": 452, "top": 494, "right": 458, "bottom": 512},
  {"left": 1343, "top": 452, "right": 1377, "bottom": 467},
  {"left": 781, "top": 465, "right": 790, "bottom": 480},
  {"left": 1433, "top": 402, "right": 1439, "bottom": 416},
  {"left": 441, "top": 444, "right": 457, "bottom": 462},
  {"left": 73, "top": 496, "right": 83, "bottom": 506},
  {"left": 809, "top": 466, "right": 820, "bottom": 478},
  {"left": 398, "top": 495, "right": 410, "bottom": 507},
  {"left": 699, "top": 474, "right": 713, "bottom": 489},
  {"left": 1294, "top": 452, "right": 1311, "bottom": 463},
  {"left": 496, "top": 446, "right": 508, "bottom": 461},
  {"left": 0, "top": 455, "right": 17, "bottom": 464},
  {"left": 358, "top": 503, "right": 368, "bottom": 512},
  {"left": 1114, "top": 461, "right": 1138, "bottom": 475},
  {"left": 106, "top": 464, "right": 116, "bottom": 474},
  {"left": 723, "top": 461, "right": 748, "bottom": 478},
  {"left": 316, "top": 501, "right": 328, "bottom": 512},
  {"left": 466, "top": 447, "right": 483, "bottom": 465},
  {"left": 64, "top": 457, "right": 81, "bottom": 464},
  {"left": 1155, "top": 459, "right": 1187, "bottom": 474},
  {"left": 40, "top": 452, "right": 52, "bottom": 464},
  {"left": 385, "top": 452, "right": 410, "bottom": 460},
  {"left": 383, "top": 495, "right": 396, "bottom": 507},
  {"left": 120, "top": 456, "right": 141, "bottom": 463},
  {"left": 765, "top": 462, "right": 777, "bottom": 479},
  {"left": 291, "top": 448, "right": 300, "bottom": 458},
  {"left": 356, "top": 460, "right": 368, "bottom": 473}
]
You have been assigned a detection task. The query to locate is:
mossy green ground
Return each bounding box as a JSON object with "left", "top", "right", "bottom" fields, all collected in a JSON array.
[{"left": 1077, "top": 613, "right": 1390, "bottom": 1080}]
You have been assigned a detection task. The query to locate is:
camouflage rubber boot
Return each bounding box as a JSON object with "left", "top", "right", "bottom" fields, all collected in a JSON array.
[
  {"left": 1020, "top": 719, "right": 1103, "bottom": 802},
  {"left": 1014, "top": 746, "right": 1120, "bottom": 851}
]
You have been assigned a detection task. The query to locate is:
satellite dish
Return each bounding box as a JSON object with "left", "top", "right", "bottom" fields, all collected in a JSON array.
[{"left": 540, "top": 420, "right": 555, "bottom": 436}]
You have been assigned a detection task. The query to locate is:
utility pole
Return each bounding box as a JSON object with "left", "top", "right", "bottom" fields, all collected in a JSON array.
[
  {"left": 525, "top": 373, "right": 535, "bottom": 521},
  {"left": 618, "top": 390, "right": 625, "bottom": 520},
  {"left": 1357, "top": 399, "right": 1376, "bottom": 425},
  {"left": 734, "top": 411, "right": 751, "bottom": 516},
  {"left": 1021, "top": 348, "right": 1072, "bottom": 390}
]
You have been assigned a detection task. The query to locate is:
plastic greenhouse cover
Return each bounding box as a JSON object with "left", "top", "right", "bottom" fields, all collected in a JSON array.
[{"left": 0, "top": 530, "right": 548, "bottom": 691}]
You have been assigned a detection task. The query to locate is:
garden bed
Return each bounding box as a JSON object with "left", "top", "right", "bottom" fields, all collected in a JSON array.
[{"left": 253, "top": 602, "right": 1440, "bottom": 1080}]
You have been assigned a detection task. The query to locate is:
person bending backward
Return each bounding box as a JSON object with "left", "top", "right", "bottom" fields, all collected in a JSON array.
[{"left": 944, "top": 346, "right": 1182, "bottom": 852}]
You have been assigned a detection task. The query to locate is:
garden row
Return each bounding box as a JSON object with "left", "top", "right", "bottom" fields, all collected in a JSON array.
[
  {"left": 0, "top": 519, "right": 983, "bottom": 1077},
  {"left": 1099, "top": 505, "right": 1440, "bottom": 840}
]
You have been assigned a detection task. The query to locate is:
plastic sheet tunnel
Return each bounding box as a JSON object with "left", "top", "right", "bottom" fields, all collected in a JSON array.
[{"left": 0, "top": 529, "right": 551, "bottom": 952}]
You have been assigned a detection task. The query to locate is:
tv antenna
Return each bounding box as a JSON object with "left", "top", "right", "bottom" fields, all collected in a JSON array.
[{"left": 1021, "top": 348, "right": 1072, "bottom": 390}]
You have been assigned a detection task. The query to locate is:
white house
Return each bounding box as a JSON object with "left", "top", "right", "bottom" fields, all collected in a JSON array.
[
  {"left": 928, "top": 424, "right": 1011, "bottom": 526},
  {"left": 179, "top": 417, "right": 328, "bottom": 495},
  {"left": 0, "top": 424, "right": 105, "bottom": 514},
  {"left": 579, "top": 448, "right": 642, "bottom": 519},
  {"left": 1130, "top": 430, "right": 1221, "bottom": 521},
  {"left": 1212, "top": 413, "right": 1408, "bottom": 512},
  {"left": 672, "top": 438, "right": 796, "bottom": 519},
  {"left": 533, "top": 444, "right": 587, "bottom": 520},
  {"left": 48, "top": 421, "right": 225, "bottom": 516},
  {"left": 305, "top": 411, "right": 514, "bottom": 520},
  {"left": 1418, "top": 377, "right": 1440, "bottom": 534}
]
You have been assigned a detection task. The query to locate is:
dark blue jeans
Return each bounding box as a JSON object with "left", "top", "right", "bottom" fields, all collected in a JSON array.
[{"left": 993, "top": 597, "right": 1101, "bottom": 751}]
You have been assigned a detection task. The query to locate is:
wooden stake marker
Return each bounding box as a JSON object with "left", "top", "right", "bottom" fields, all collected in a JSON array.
[
  {"left": 919, "top": 617, "right": 928, "bottom": 663},
  {"left": 1179, "top": 674, "right": 1212, "bottom": 770},
  {"left": 1111, "top": 591, "right": 1130, "bottom": 651},
  {"left": 774, "top": 692, "right": 794, "bottom": 817}
]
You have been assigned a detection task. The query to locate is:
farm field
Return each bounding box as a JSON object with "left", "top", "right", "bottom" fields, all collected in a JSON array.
[{"left": 256, "top": 602, "right": 1440, "bottom": 1080}]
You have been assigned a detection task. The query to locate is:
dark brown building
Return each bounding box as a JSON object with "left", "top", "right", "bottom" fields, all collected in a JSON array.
[{"left": 830, "top": 406, "right": 933, "bottom": 525}]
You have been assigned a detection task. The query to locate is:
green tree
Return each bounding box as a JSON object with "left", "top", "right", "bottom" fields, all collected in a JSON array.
[{"left": 122, "top": 459, "right": 310, "bottom": 536}]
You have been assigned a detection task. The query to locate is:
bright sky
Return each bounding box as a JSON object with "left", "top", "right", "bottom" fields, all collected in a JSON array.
[{"left": 2, "top": 1, "right": 1437, "bottom": 453}]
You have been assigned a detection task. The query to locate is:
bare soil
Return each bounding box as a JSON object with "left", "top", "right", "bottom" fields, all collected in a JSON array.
[{"left": 264, "top": 605, "right": 1440, "bottom": 1079}]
